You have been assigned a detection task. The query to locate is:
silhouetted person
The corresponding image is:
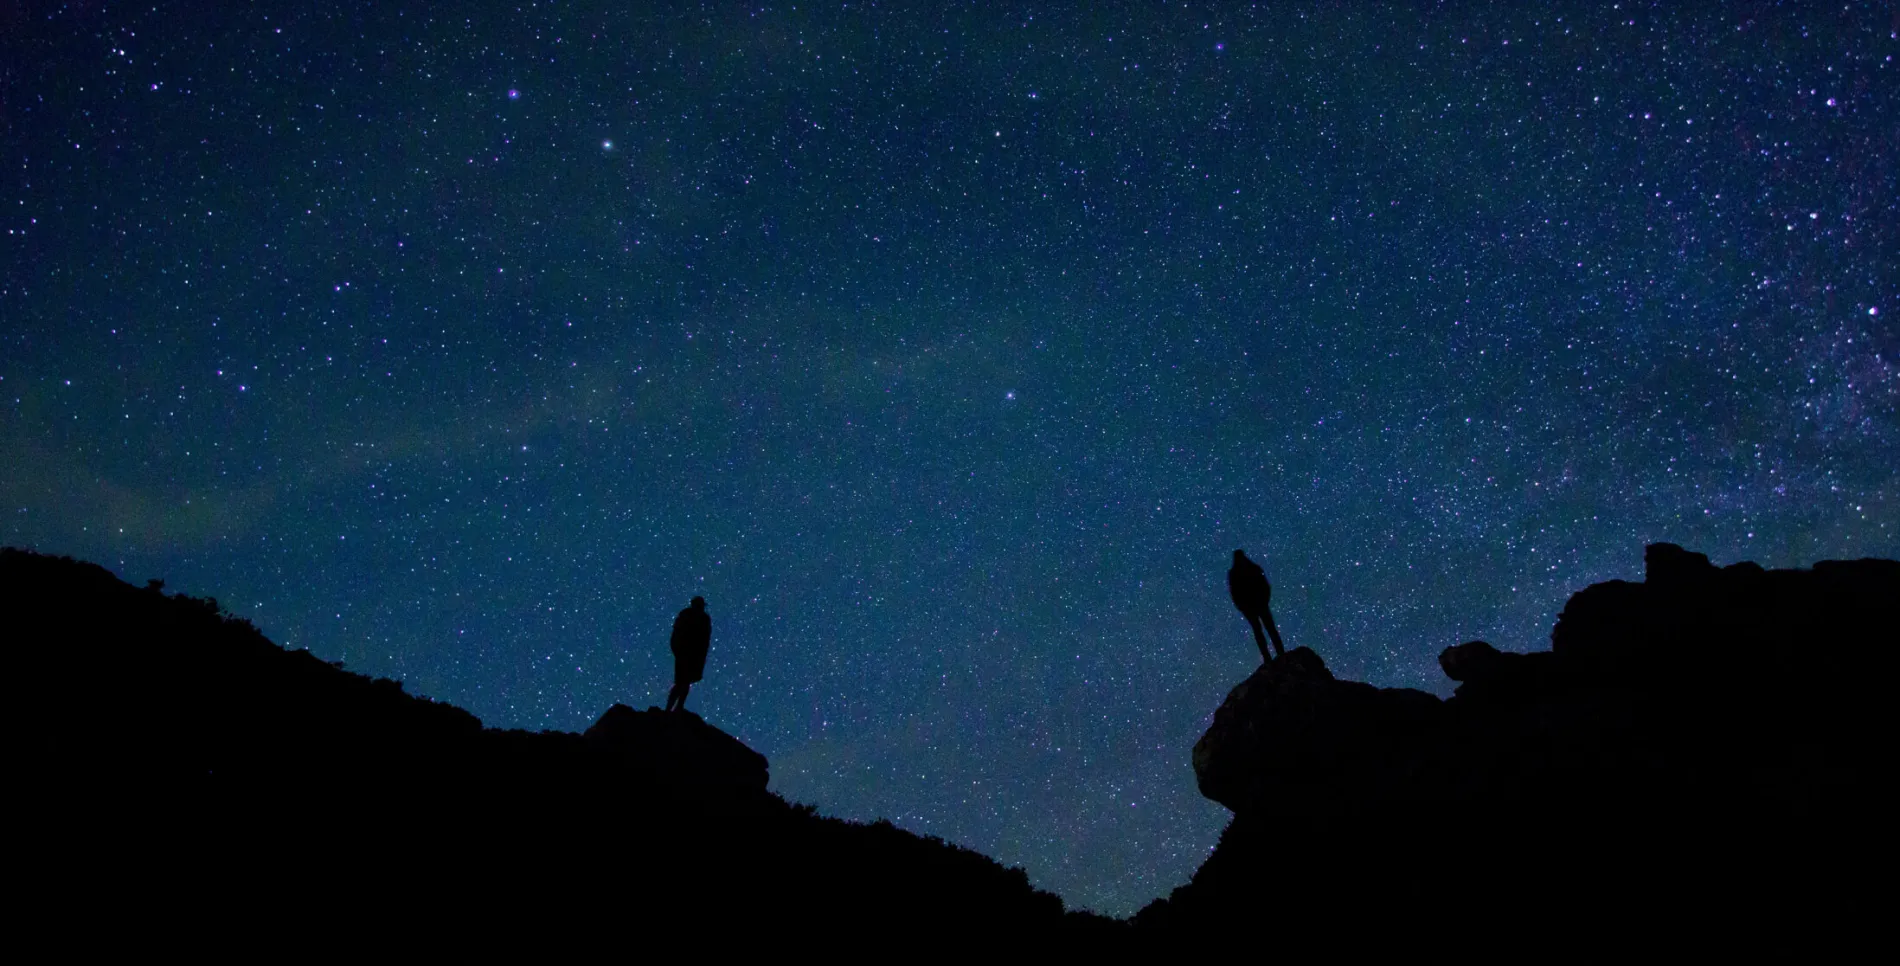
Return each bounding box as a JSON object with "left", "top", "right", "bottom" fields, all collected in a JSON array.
[
  {"left": 664, "top": 596, "right": 711, "bottom": 713},
  {"left": 1228, "top": 549, "right": 1285, "bottom": 661}
]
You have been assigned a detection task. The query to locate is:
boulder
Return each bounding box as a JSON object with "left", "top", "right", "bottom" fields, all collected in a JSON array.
[
  {"left": 1438, "top": 640, "right": 1501, "bottom": 682},
  {"left": 583, "top": 703, "right": 769, "bottom": 794},
  {"left": 1192, "top": 647, "right": 1442, "bottom": 813},
  {"left": 1644, "top": 542, "right": 1714, "bottom": 586}
]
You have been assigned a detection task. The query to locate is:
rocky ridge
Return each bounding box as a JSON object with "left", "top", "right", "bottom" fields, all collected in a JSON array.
[{"left": 1141, "top": 544, "right": 1895, "bottom": 951}]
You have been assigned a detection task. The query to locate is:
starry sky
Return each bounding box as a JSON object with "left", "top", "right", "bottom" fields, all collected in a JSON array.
[{"left": 4, "top": 3, "right": 1896, "bottom": 914}]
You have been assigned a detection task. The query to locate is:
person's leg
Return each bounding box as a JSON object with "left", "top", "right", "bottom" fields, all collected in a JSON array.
[
  {"left": 1245, "top": 613, "right": 1272, "bottom": 662},
  {"left": 1261, "top": 607, "right": 1286, "bottom": 658},
  {"left": 673, "top": 682, "right": 690, "bottom": 711},
  {"left": 665, "top": 681, "right": 685, "bottom": 711}
]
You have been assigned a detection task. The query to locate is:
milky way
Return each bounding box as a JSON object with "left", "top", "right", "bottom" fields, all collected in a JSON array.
[{"left": 4, "top": 4, "right": 1895, "bottom": 913}]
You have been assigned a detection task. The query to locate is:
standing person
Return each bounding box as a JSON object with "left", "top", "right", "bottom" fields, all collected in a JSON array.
[
  {"left": 1228, "top": 549, "right": 1285, "bottom": 662},
  {"left": 664, "top": 596, "right": 711, "bottom": 712}
]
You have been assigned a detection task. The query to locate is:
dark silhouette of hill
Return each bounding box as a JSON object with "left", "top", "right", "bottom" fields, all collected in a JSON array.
[
  {"left": 15, "top": 542, "right": 1894, "bottom": 952},
  {"left": 1136, "top": 544, "right": 1895, "bottom": 954},
  {"left": 3, "top": 548, "right": 1114, "bottom": 952}
]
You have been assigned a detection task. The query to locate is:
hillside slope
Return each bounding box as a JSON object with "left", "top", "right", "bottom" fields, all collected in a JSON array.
[{"left": 3, "top": 548, "right": 1110, "bottom": 951}]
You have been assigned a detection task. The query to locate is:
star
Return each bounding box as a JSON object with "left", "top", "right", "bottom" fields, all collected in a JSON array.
[{"left": 6, "top": 3, "right": 1894, "bottom": 919}]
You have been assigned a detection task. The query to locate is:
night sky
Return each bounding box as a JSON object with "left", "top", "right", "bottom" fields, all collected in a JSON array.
[{"left": 4, "top": 3, "right": 1896, "bottom": 914}]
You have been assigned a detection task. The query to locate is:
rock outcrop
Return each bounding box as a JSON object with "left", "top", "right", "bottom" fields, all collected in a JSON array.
[
  {"left": 1191, "top": 647, "right": 1441, "bottom": 814},
  {"left": 584, "top": 703, "right": 770, "bottom": 793},
  {"left": 1145, "top": 544, "right": 1898, "bottom": 951}
]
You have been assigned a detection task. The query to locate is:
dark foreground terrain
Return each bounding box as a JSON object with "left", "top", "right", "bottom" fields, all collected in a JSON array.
[
  {"left": 1139, "top": 543, "right": 1895, "bottom": 953},
  {"left": 4, "top": 548, "right": 1108, "bottom": 952},
  {"left": 8, "top": 543, "right": 1893, "bottom": 953}
]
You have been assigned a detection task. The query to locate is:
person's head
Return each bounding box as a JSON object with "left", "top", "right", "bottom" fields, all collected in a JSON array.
[
  {"left": 690, "top": 595, "right": 706, "bottom": 609},
  {"left": 1233, "top": 549, "right": 1249, "bottom": 562}
]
